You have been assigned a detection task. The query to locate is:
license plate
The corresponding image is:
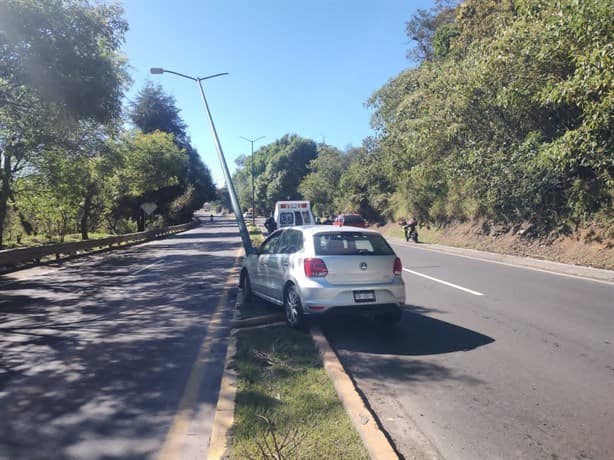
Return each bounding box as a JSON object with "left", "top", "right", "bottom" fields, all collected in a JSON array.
[{"left": 353, "top": 290, "right": 376, "bottom": 302}]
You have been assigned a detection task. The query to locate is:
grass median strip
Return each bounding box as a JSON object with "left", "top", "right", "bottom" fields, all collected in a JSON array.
[
  {"left": 246, "top": 222, "right": 265, "bottom": 247},
  {"left": 230, "top": 325, "right": 369, "bottom": 459}
]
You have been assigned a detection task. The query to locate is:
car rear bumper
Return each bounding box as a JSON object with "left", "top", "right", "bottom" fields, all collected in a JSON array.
[
  {"left": 308, "top": 303, "right": 402, "bottom": 316},
  {"left": 299, "top": 281, "right": 405, "bottom": 315}
]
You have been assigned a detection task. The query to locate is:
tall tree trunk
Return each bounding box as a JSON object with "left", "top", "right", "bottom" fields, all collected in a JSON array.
[
  {"left": 137, "top": 208, "right": 145, "bottom": 232},
  {"left": 0, "top": 151, "right": 12, "bottom": 249},
  {"left": 80, "top": 183, "right": 94, "bottom": 240}
]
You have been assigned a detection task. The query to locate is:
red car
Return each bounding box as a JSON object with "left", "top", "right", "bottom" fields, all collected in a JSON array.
[{"left": 332, "top": 213, "right": 367, "bottom": 228}]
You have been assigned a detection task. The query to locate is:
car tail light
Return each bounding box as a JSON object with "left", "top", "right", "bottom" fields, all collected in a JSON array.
[
  {"left": 393, "top": 257, "right": 402, "bottom": 275},
  {"left": 304, "top": 258, "right": 328, "bottom": 277}
]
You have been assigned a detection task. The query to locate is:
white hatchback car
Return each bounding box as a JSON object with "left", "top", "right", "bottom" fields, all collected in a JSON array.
[{"left": 240, "top": 225, "right": 405, "bottom": 328}]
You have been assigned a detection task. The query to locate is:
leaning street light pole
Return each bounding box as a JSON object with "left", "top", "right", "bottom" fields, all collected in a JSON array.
[
  {"left": 150, "top": 67, "right": 254, "bottom": 254},
  {"left": 240, "top": 135, "right": 265, "bottom": 226}
]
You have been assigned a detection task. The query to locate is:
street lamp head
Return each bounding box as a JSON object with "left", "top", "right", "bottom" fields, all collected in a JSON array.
[{"left": 150, "top": 67, "right": 165, "bottom": 74}]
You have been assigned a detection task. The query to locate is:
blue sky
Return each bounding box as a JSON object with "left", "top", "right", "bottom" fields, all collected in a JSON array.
[{"left": 122, "top": 0, "right": 432, "bottom": 186}]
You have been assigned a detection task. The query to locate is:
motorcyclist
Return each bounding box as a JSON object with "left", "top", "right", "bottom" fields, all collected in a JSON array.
[{"left": 402, "top": 217, "right": 418, "bottom": 242}]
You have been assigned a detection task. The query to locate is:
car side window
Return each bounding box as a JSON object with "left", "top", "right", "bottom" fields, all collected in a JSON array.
[
  {"left": 278, "top": 229, "right": 303, "bottom": 254},
  {"left": 276, "top": 230, "right": 301, "bottom": 254},
  {"left": 260, "top": 232, "right": 281, "bottom": 254},
  {"left": 291, "top": 230, "right": 304, "bottom": 252}
]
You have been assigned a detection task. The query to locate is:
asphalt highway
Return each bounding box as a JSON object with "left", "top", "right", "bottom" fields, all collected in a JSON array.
[
  {"left": 2, "top": 217, "right": 612, "bottom": 460},
  {"left": 323, "top": 239, "right": 614, "bottom": 460},
  {"left": 0, "top": 215, "right": 241, "bottom": 460}
]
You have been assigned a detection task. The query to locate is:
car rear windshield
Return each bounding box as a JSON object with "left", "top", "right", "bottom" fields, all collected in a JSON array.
[{"left": 313, "top": 232, "right": 394, "bottom": 256}]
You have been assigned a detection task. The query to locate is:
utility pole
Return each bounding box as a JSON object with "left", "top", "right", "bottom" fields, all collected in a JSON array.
[
  {"left": 240, "top": 136, "right": 265, "bottom": 226},
  {"left": 150, "top": 67, "right": 254, "bottom": 254}
]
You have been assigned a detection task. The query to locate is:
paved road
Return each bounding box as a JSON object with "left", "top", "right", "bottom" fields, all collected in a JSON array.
[
  {"left": 0, "top": 215, "right": 241, "bottom": 460},
  {"left": 324, "top": 240, "right": 614, "bottom": 460}
]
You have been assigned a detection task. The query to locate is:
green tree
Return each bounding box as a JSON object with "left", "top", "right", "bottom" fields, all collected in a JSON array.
[
  {"left": 368, "top": 0, "right": 612, "bottom": 231},
  {"left": 129, "top": 82, "right": 216, "bottom": 223},
  {"left": 116, "top": 131, "right": 187, "bottom": 231},
  {"left": 299, "top": 144, "right": 348, "bottom": 217},
  {"left": 233, "top": 135, "right": 318, "bottom": 214},
  {"left": 34, "top": 122, "right": 120, "bottom": 239},
  {"left": 129, "top": 82, "right": 188, "bottom": 145},
  {"left": 0, "top": 0, "right": 128, "bottom": 247}
]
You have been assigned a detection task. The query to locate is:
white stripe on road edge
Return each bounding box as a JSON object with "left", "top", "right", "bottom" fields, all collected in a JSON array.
[
  {"left": 403, "top": 268, "right": 484, "bottom": 296},
  {"left": 392, "top": 240, "right": 614, "bottom": 286}
]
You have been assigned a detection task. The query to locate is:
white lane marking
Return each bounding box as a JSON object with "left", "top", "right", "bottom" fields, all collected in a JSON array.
[
  {"left": 132, "top": 259, "right": 163, "bottom": 275},
  {"left": 403, "top": 268, "right": 485, "bottom": 296},
  {"left": 392, "top": 241, "right": 614, "bottom": 287}
]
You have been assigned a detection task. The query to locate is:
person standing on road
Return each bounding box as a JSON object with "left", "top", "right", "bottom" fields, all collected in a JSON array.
[{"left": 264, "top": 215, "right": 277, "bottom": 234}]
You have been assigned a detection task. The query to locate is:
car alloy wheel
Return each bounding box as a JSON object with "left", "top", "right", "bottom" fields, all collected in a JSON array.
[{"left": 284, "top": 284, "right": 304, "bottom": 329}]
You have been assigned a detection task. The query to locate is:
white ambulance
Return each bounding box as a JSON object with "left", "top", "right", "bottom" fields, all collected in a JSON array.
[{"left": 273, "top": 200, "right": 315, "bottom": 228}]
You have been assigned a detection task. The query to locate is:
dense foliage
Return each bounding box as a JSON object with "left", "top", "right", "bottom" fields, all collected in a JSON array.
[
  {"left": 368, "top": 0, "right": 613, "bottom": 231},
  {"left": 233, "top": 0, "right": 612, "bottom": 235},
  {"left": 232, "top": 135, "right": 318, "bottom": 216},
  {"left": 0, "top": 0, "right": 215, "bottom": 247},
  {"left": 2, "top": 0, "right": 611, "bottom": 246}
]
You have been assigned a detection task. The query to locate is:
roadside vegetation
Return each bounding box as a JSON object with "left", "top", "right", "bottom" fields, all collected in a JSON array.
[
  {"left": 231, "top": 325, "right": 369, "bottom": 460},
  {"left": 246, "top": 222, "right": 265, "bottom": 248},
  {"left": 0, "top": 0, "right": 215, "bottom": 250},
  {"left": 232, "top": 0, "right": 612, "bottom": 258}
]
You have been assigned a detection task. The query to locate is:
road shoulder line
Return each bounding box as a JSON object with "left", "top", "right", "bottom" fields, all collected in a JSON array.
[{"left": 390, "top": 237, "right": 614, "bottom": 285}]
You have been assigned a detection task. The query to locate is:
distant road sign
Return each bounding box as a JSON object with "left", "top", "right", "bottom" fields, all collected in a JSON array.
[{"left": 140, "top": 202, "right": 157, "bottom": 215}]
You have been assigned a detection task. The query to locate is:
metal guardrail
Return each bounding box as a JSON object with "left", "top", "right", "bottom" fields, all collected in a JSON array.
[{"left": 0, "top": 221, "right": 198, "bottom": 268}]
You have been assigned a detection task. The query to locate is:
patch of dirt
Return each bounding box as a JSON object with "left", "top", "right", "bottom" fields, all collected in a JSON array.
[{"left": 377, "top": 220, "right": 614, "bottom": 271}]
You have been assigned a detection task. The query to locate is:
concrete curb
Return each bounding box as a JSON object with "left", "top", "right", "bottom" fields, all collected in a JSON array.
[
  {"left": 310, "top": 326, "right": 400, "bottom": 460},
  {"left": 389, "top": 237, "right": 614, "bottom": 284},
  {"left": 229, "top": 312, "right": 285, "bottom": 329}
]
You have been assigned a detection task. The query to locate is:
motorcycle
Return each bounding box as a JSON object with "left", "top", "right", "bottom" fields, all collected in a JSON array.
[{"left": 401, "top": 220, "right": 419, "bottom": 243}]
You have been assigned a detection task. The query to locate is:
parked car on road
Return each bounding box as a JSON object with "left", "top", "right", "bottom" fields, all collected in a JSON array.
[
  {"left": 332, "top": 213, "right": 367, "bottom": 228},
  {"left": 240, "top": 225, "right": 405, "bottom": 329}
]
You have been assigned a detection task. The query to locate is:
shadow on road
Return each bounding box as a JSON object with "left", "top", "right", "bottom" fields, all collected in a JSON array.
[
  {"left": 321, "top": 305, "right": 494, "bottom": 385},
  {"left": 0, "top": 231, "right": 241, "bottom": 459},
  {"left": 323, "top": 304, "right": 494, "bottom": 356}
]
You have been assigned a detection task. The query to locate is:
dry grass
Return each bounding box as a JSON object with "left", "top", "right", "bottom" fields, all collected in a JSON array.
[{"left": 380, "top": 220, "right": 614, "bottom": 270}]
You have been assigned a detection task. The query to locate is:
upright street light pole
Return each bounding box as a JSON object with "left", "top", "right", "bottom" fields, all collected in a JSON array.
[
  {"left": 240, "top": 135, "right": 265, "bottom": 226},
  {"left": 150, "top": 67, "right": 254, "bottom": 254}
]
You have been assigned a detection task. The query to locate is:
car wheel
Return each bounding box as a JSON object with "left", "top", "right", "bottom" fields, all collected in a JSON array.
[
  {"left": 378, "top": 309, "right": 402, "bottom": 328},
  {"left": 284, "top": 284, "right": 305, "bottom": 329},
  {"left": 241, "top": 270, "right": 253, "bottom": 303}
]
